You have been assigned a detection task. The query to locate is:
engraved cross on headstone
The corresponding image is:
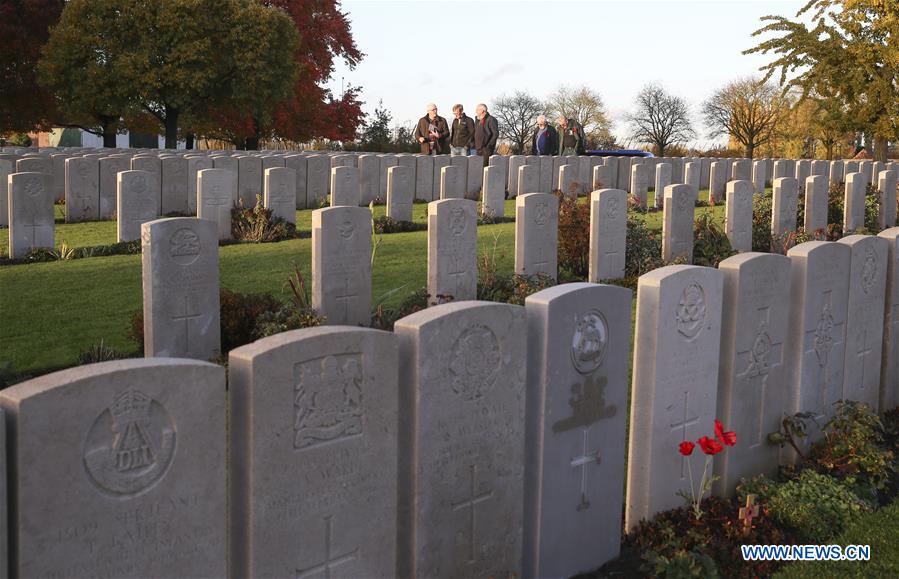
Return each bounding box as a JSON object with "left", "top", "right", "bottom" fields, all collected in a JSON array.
[
  {"left": 669, "top": 391, "right": 700, "bottom": 479},
  {"left": 854, "top": 326, "right": 873, "bottom": 397},
  {"left": 532, "top": 243, "right": 549, "bottom": 272},
  {"left": 333, "top": 276, "right": 357, "bottom": 323},
  {"left": 570, "top": 428, "right": 601, "bottom": 512},
  {"left": 451, "top": 464, "right": 494, "bottom": 564},
  {"left": 448, "top": 252, "right": 468, "bottom": 295},
  {"left": 296, "top": 515, "right": 358, "bottom": 579},
  {"left": 171, "top": 295, "right": 202, "bottom": 355},
  {"left": 735, "top": 306, "right": 783, "bottom": 447},
  {"left": 803, "top": 290, "right": 846, "bottom": 420}
]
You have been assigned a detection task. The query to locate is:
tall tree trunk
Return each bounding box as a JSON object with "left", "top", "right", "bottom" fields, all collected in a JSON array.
[
  {"left": 185, "top": 133, "right": 195, "bottom": 150},
  {"left": 245, "top": 135, "right": 260, "bottom": 151},
  {"left": 164, "top": 104, "right": 179, "bottom": 149},
  {"left": 874, "top": 135, "right": 888, "bottom": 163},
  {"left": 99, "top": 116, "right": 117, "bottom": 148},
  {"left": 746, "top": 141, "right": 755, "bottom": 160}
]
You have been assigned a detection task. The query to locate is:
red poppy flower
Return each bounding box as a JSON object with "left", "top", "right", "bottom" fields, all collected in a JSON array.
[
  {"left": 679, "top": 441, "right": 695, "bottom": 456},
  {"left": 697, "top": 435, "right": 723, "bottom": 455},
  {"left": 714, "top": 419, "right": 737, "bottom": 447}
]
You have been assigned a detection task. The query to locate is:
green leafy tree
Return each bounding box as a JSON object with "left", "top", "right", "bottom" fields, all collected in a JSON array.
[
  {"left": 359, "top": 100, "right": 392, "bottom": 152},
  {"left": 745, "top": 0, "right": 899, "bottom": 162}
]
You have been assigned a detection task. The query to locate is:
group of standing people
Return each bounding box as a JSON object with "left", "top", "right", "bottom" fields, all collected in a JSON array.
[
  {"left": 413, "top": 102, "right": 588, "bottom": 164},
  {"left": 414, "top": 103, "right": 498, "bottom": 166}
]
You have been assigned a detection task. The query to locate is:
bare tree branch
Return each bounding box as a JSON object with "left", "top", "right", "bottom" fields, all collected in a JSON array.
[{"left": 626, "top": 83, "right": 695, "bottom": 156}]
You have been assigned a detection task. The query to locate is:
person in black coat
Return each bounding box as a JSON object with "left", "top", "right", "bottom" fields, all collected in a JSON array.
[{"left": 531, "top": 115, "right": 559, "bottom": 155}]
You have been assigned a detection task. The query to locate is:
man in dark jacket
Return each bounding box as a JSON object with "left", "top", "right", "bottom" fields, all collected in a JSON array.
[
  {"left": 558, "top": 115, "right": 586, "bottom": 155},
  {"left": 474, "top": 103, "right": 499, "bottom": 166},
  {"left": 450, "top": 104, "right": 475, "bottom": 156},
  {"left": 413, "top": 103, "right": 449, "bottom": 155},
  {"left": 531, "top": 115, "right": 559, "bottom": 155}
]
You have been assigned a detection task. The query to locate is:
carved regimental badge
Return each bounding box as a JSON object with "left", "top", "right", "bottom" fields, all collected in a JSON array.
[
  {"left": 747, "top": 322, "right": 772, "bottom": 377},
  {"left": 450, "top": 207, "right": 467, "bottom": 236},
  {"left": 294, "top": 354, "right": 364, "bottom": 450},
  {"left": 534, "top": 201, "right": 549, "bottom": 227},
  {"left": 84, "top": 389, "right": 176, "bottom": 496},
  {"left": 675, "top": 281, "right": 706, "bottom": 338},
  {"left": 132, "top": 174, "right": 148, "bottom": 195},
  {"left": 338, "top": 220, "right": 355, "bottom": 240},
  {"left": 814, "top": 304, "right": 835, "bottom": 367},
  {"left": 862, "top": 245, "right": 878, "bottom": 295},
  {"left": 571, "top": 310, "right": 608, "bottom": 375},
  {"left": 449, "top": 325, "right": 500, "bottom": 401},
  {"left": 169, "top": 228, "right": 200, "bottom": 265},
  {"left": 606, "top": 196, "right": 620, "bottom": 219},
  {"left": 24, "top": 175, "right": 42, "bottom": 197},
  {"left": 676, "top": 188, "right": 690, "bottom": 210}
]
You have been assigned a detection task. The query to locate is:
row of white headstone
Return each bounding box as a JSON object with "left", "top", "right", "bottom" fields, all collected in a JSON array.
[{"left": 3, "top": 225, "right": 898, "bottom": 578}]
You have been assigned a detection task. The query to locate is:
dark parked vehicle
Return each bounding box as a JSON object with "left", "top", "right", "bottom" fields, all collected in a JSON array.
[{"left": 585, "top": 149, "right": 654, "bottom": 157}]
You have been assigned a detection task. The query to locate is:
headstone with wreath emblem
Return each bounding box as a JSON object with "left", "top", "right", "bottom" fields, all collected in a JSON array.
[
  {"left": 395, "top": 301, "right": 526, "bottom": 579},
  {"left": 228, "top": 327, "right": 398, "bottom": 578},
  {"left": 772, "top": 177, "right": 799, "bottom": 237},
  {"left": 523, "top": 283, "right": 631, "bottom": 578},
  {"left": 264, "top": 166, "right": 297, "bottom": 224},
  {"left": 161, "top": 156, "right": 189, "bottom": 215},
  {"left": 198, "top": 168, "right": 236, "bottom": 240},
  {"left": 65, "top": 156, "right": 100, "bottom": 222},
  {"left": 141, "top": 217, "right": 221, "bottom": 359},
  {"left": 625, "top": 264, "right": 723, "bottom": 529},
  {"left": 784, "top": 241, "right": 850, "bottom": 432},
  {"left": 0, "top": 358, "right": 226, "bottom": 578},
  {"left": 839, "top": 235, "right": 888, "bottom": 410},
  {"left": 117, "top": 170, "right": 159, "bottom": 242},
  {"left": 714, "top": 253, "right": 792, "bottom": 496},
  {"left": 481, "top": 164, "right": 505, "bottom": 218},
  {"left": 238, "top": 156, "right": 263, "bottom": 208}
]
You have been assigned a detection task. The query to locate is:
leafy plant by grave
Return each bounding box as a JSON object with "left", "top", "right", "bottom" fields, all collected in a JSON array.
[
  {"left": 691, "top": 212, "right": 736, "bottom": 267},
  {"left": 369, "top": 287, "right": 429, "bottom": 331},
  {"left": 0, "top": 239, "right": 142, "bottom": 265},
  {"left": 231, "top": 195, "right": 297, "bottom": 242},
  {"left": 372, "top": 215, "right": 425, "bottom": 234},
  {"left": 752, "top": 193, "right": 774, "bottom": 252},
  {"left": 621, "top": 214, "right": 665, "bottom": 286},
  {"left": 555, "top": 191, "right": 590, "bottom": 279},
  {"left": 76, "top": 340, "right": 132, "bottom": 365},
  {"left": 766, "top": 469, "right": 869, "bottom": 542},
  {"left": 253, "top": 264, "right": 326, "bottom": 338},
  {"left": 476, "top": 232, "right": 556, "bottom": 305}
]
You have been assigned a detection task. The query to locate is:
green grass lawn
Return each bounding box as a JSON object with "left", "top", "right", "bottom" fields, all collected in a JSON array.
[
  {"left": 774, "top": 499, "right": 899, "bottom": 578},
  {"left": 0, "top": 191, "right": 725, "bottom": 377}
]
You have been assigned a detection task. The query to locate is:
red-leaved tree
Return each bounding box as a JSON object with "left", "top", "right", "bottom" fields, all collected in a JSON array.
[{"left": 0, "top": 0, "right": 64, "bottom": 133}]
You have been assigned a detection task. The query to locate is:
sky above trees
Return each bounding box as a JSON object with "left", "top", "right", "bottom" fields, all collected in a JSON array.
[{"left": 325, "top": 0, "right": 803, "bottom": 147}]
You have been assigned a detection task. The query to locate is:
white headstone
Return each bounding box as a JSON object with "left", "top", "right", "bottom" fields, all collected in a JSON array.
[
  {"left": 518, "top": 163, "right": 539, "bottom": 195},
  {"left": 771, "top": 177, "right": 799, "bottom": 237},
  {"left": 141, "top": 217, "right": 221, "bottom": 359},
  {"left": 65, "top": 156, "right": 100, "bottom": 222},
  {"left": 805, "top": 175, "right": 829, "bottom": 233},
  {"left": 161, "top": 156, "right": 189, "bottom": 214},
  {"left": 629, "top": 163, "right": 650, "bottom": 205},
  {"left": 515, "top": 192, "right": 558, "bottom": 279},
  {"left": 839, "top": 235, "right": 888, "bottom": 410},
  {"left": 264, "top": 167, "right": 297, "bottom": 224},
  {"left": 0, "top": 358, "right": 226, "bottom": 578},
  {"left": 708, "top": 161, "right": 727, "bottom": 203},
  {"left": 752, "top": 160, "right": 767, "bottom": 194},
  {"left": 415, "top": 155, "right": 435, "bottom": 201},
  {"left": 654, "top": 163, "right": 672, "bottom": 209},
  {"left": 466, "top": 155, "right": 483, "bottom": 197},
  {"left": 508, "top": 155, "right": 525, "bottom": 197},
  {"left": 559, "top": 163, "right": 578, "bottom": 199},
  {"left": 187, "top": 156, "right": 213, "bottom": 214},
  {"left": 481, "top": 164, "right": 505, "bottom": 218},
  {"left": 795, "top": 159, "right": 811, "bottom": 194},
  {"left": 662, "top": 184, "right": 695, "bottom": 262},
  {"left": 626, "top": 264, "right": 723, "bottom": 529},
  {"left": 589, "top": 188, "right": 627, "bottom": 281},
  {"left": 432, "top": 155, "right": 450, "bottom": 199},
  {"left": 228, "top": 327, "right": 398, "bottom": 578},
  {"left": 0, "top": 158, "right": 12, "bottom": 227},
  {"left": 98, "top": 156, "right": 130, "bottom": 219},
  {"left": 523, "top": 283, "right": 631, "bottom": 578},
  {"left": 440, "top": 165, "right": 464, "bottom": 200},
  {"left": 117, "top": 170, "right": 158, "bottom": 242},
  {"left": 329, "top": 166, "right": 360, "bottom": 207},
  {"left": 725, "top": 180, "right": 753, "bottom": 252},
  {"left": 784, "top": 241, "right": 850, "bottom": 429},
  {"left": 386, "top": 165, "right": 413, "bottom": 222},
  {"left": 844, "top": 172, "right": 866, "bottom": 233},
  {"left": 197, "top": 168, "right": 235, "bottom": 240},
  {"left": 311, "top": 206, "right": 372, "bottom": 326},
  {"left": 238, "top": 156, "right": 263, "bottom": 208},
  {"left": 284, "top": 154, "right": 308, "bottom": 209},
  {"left": 538, "top": 155, "right": 554, "bottom": 193},
  {"left": 8, "top": 172, "right": 54, "bottom": 258},
  {"left": 592, "top": 164, "right": 613, "bottom": 191},
  {"left": 878, "top": 170, "right": 897, "bottom": 230},
  {"left": 684, "top": 161, "right": 700, "bottom": 192},
  {"left": 879, "top": 227, "right": 899, "bottom": 410},
  {"left": 395, "top": 301, "right": 526, "bottom": 579},
  {"left": 428, "top": 199, "right": 477, "bottom": 302},
  {"left": 306, "top": 156, "right": 330, "bottom": 208},
  {"left": 714, "top": 252, "right": 791, "bottom": 496},
  {"left": 379, "top": 154, "right": 398, "bottom": 201},
  {"left": 830, "top": 160, "right": 844, "bottom": 186}
]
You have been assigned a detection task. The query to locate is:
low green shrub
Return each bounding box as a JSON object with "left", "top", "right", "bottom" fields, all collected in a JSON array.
[
  {"left": 372, "top": 215, "right": 426, "bottom": 234},
  {"left": 692, "top": 211, "right": 736, "bottom": 267},
  {"left": 76, "top": 340, "right": 133, "bottom": 365},
  {"left": 231, "top": 195, "right": 297, "bottom": 242},
  {"left": 767, "top": 470, "right": 869, "bottom": 542}
]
